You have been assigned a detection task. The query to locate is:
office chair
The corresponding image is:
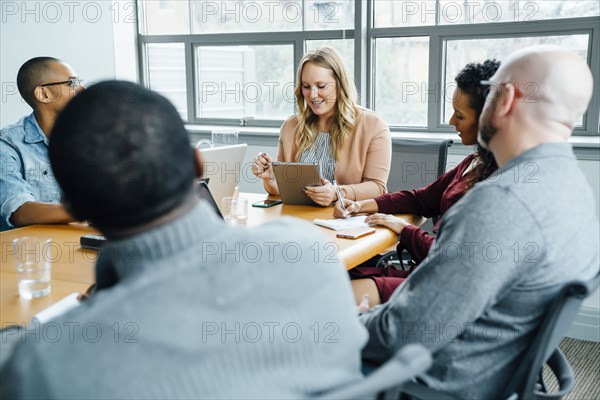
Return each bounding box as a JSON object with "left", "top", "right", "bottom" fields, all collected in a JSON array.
[
  {"left": 377, "top": 139, "right": 453, "bottom": 270},
  {"left": 387, "top": 139, "right": 454, "bottom": 193},
  {"left": 400, "top": 272, "right": 600, "bottom": 400},
  {"left": 317, "top": 343, "right": 432, "bottom": 400}
]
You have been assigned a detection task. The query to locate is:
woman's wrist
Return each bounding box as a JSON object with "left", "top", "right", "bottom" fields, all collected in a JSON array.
[
  {"left": 356, "top": 200, "right": 363, "bottom": 213},
  {"left": 397, "top": 227, "right": 404, "bottom": 238},
  {"left": 359, "top": 199, "right": 378, "bottom": 214},
  {"left": 339, "top": 185, "right": 348, "bottom": 201},
  {"left": 396, "top": 221, "right": 412, "bottom": 237}
]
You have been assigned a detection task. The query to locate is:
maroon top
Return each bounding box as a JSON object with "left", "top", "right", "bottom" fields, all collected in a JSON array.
[{"left": 374, "top": 153, "right": 478, "bottom": 265}]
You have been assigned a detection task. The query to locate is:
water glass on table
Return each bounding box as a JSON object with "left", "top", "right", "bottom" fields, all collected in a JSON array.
[
  {"left": 13, "top": 237, "right": 53, "bottom": 299},
  {"left": 222, "top": 197, "right": 248, "bottom": 226},
  {"left": 195, "top": 129, "right": 240, "bottom": 149}
]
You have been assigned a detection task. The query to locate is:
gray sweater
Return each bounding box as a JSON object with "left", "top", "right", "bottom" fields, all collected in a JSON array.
[
  {"left": 1, "top": 202, "right": 368, "bottom": 399},
  {"left": 361, "top": 143, "right": 599, "bottom": 399}
]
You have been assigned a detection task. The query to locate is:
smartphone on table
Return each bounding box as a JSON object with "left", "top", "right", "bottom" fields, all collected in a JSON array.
[
  {"left": 80, "top": 234, "right": 107, "bottom": 250},
  {"left": 336, "top": 227, "right": 376, "bottom": 239},
  {"left": 252, "top": 199, "right": 283, "bottom": 208}
]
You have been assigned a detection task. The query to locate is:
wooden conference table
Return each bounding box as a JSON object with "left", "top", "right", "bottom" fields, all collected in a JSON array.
[{"left": 1, "top": 193, "right": 417, "bottom": 326}]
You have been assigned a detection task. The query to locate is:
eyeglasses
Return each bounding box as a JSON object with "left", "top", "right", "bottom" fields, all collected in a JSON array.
[
  {"left": 480, "top": 80, "right": 512, "bottom": 88},
  {"left": 40, "top": 78, "right": 84, "bottom": 88}
]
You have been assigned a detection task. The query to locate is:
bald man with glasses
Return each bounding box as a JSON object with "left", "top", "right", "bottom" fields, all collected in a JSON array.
[
  {"left": 0, "top": 57, "right": 85, "bottom": 230},
  {"left": 360, "top": 46, "right": 598, "bottom": 399}
]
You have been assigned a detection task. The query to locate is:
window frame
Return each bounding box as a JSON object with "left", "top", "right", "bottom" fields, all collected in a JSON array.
[{"left": 136, "top": 1, "right": 600, "bottom": 135}]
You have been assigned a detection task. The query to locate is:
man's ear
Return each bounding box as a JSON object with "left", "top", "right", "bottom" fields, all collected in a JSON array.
[
  {"left": 193, "top": 148, "right": 204, "bottom": 179},
  {"left": 497, "top": 83, "right": 517, "bottom": 117},
  {"left": 34, "top": 86, "right": 56, "bottom": 104}
]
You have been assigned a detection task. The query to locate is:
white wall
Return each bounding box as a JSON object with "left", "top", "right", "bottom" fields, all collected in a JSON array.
[{"left": 0, "top": 0, "right": 137, "bottom": 127}]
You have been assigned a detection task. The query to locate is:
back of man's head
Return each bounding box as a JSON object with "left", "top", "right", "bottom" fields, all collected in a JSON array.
[
  {"left": 496, "top": 45, "right": 593, "bottom": 130},
  {"left": 17, "top": 57, "right": 61, "bottom": 109},
  {"left": 49, "top": 81, "right": 196, "bottom": 231}
]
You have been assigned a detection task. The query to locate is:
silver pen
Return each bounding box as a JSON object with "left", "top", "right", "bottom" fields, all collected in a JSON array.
[{"left": 333, "top": 180, "right": 346, "bottom": 212}]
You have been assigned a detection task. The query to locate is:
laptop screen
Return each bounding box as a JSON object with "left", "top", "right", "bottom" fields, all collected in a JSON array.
[
  {"left": 195, "top": 180, "right": 224, "bottom": 219},
  {"left": 199, "top": 144, "right": 248, "bottom": 211},
  {"left": 80, "top": 181, "right": 224, "bottom": 250}
]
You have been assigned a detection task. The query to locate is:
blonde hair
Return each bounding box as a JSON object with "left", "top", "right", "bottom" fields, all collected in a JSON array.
[{"left": 294, "top": 46, "right": 358, "bottom": 160}]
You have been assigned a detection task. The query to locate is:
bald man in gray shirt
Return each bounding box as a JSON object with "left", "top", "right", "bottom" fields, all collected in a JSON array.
[{"left": 360, "top": 46, "right": 599, "bottom": 399}]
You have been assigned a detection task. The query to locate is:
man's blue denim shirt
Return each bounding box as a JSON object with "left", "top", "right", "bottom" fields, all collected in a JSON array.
[{"left": 0, "top": 113, "right": 62, "bottom": 231}]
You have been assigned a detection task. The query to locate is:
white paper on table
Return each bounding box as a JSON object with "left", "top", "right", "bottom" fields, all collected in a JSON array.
[
  {"left": 313, "top": 215, "right": 370, "bottom": 230},
  {"left": 31, "top": 293, "right": 81, "bottom": 325}
]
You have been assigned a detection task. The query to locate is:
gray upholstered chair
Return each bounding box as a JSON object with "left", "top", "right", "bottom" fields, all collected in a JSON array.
[
  {"left": 377, "top": 138, "right": 453, "bottom": 269},
  {"left": 400, "top": 273, "right": 600, "bottom": 400},
  {"left": 318, "top": 343, "right": 432, "bottom": 400}
]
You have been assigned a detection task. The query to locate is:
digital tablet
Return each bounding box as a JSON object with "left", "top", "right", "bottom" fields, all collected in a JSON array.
[{"left": 272, "top": 162, "right": 322, "bottom": 205}]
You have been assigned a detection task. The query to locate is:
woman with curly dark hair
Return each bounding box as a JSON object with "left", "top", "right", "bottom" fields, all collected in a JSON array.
[{"left": 335, "top": 59, "right": 501, "bottom": 308}]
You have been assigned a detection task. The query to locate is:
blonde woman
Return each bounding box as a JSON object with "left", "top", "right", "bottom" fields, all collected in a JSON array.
[{"left": 252, "top": 46, "right": 391, "bottom": 206}]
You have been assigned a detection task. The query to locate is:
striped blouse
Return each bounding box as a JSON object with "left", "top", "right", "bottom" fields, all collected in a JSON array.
[{"left": 298, "top": 132, "right": 335, "bottom": 182}]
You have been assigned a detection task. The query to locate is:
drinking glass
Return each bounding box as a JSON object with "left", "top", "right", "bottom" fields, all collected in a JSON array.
[
  {"left": 211, "top": 129, "right": 239, "bottom": 147},
  {"left": 221, "top": 197, "right": 248, "bottom": 226},
  {"left": 13, "top": 237, "right": 52, "bottom": 299}
]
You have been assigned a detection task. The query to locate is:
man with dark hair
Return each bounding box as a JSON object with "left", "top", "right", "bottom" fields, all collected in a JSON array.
[
  {"left": 0, "top": 57, "right": 84, "bottom": 230},
  {"left": 360, "top": 46, "right": 598, "bottom": 398},
  {"left": 48, "top": 81, "right": 195, "bottom": 235},
  {"left": 0, "top": 81, "right": 367, "bottom": 398}
]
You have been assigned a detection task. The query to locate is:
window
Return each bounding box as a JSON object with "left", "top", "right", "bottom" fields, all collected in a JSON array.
[
  {"left": 138, "top": 0, "right": 600, "bottom": 135},
  {"left": 190, "top": 0, "right": 302, "bottom": 33},
  {"left": 442, "top": 34, "right": 590, "bottom": 127},
  {"left": 374, "top": 37, "right": 429, "bottom": 127},
  {"left": 369, "top": 0, "right": 600, "bottom": 133},
  {"left": 145, "top": 43, "right": 188, "bottom": 120},
  {"left": 305, "top": 39, "right": 354, "bottom": 77},
  {"left": 374, "top": 0, "right": 600, "bottom": 26},
  {"left": 142, "top": 0, "right": 190, "bottom": 34},
  {"left": 195, "top": 45, "right": 294, "bottom": 120}
]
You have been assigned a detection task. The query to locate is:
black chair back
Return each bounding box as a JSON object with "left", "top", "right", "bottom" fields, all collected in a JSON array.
[
  {"left": 502, "top": 273, "right": 600, "bottom": 400},
  {"left": 388, "top": 139, "right": 453, "bottom": 233},
  {"left": 400, "top": 272, "right": 599, "bottom": 400},
  {"left": 388, "top": 139, "right": 453, "bottom": 193},
  {"left": 317, "top": 344, "right": 432, "bottom": 400}
]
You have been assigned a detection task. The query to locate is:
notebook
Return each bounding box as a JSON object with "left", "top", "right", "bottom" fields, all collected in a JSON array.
[
  {"left": 200, "top": 143, "right": 248, "bottom": 211},
  {"left": 31, "top": 293, "right": 80, "bottom": 324},
  {"left": 313, "top": 216, "right": 370, "bottom": 231}
]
